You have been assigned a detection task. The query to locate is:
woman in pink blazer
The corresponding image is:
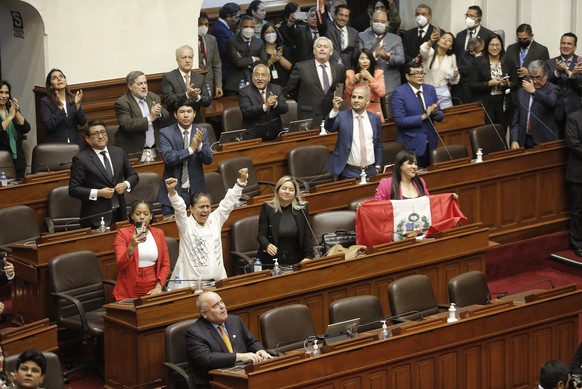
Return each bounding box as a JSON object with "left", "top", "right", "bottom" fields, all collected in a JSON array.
[{"left": 344, "top": 48, "right": 386, "bottom": 121}]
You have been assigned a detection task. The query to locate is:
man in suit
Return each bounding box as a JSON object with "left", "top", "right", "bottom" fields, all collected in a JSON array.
[
  {"left": 326, "top": 85, "right": 383, "bottom": 180},
  {"left": 359, "top": 10, "right": 405, "bottom": 94},
  {"left": 162, "top": 45, "right": 211, "bottom": 123},
  {"left": 157, "top": 98, "right": 213, "bottom": 215},
  {"left": 565, "top": 106, "right": 582, "bottom": 256},
  {"left": 210, "top": 2, "right": 241, "bottom": 92},
  {"left": 223, "top": 16, "right": 268, "bottom": 95},
  {"left": 186, "top": 291, "right": 272, "bottom": 388},
  {"left": 510, "top": 60, "right": 559, "bottom": 149},
  {"left": 198, "top": 12, "right": 223, "bottom": 99},
  {"left": 69, "top": 120, "right": 139, "bottom": 228},
  {"left": 286, "top": 36, "right": 345, "bottom": 127},
  {"left": 392, "top": 61, "right": 444, "bottom": 168},
  {"left": 537, "top": 360, "right": 571, "bottom": 389},
  {"left": 402, "top": 4, "right": 441, "bottom": 62},
  {"left": 454, "top": 5, "right": 494, "bottom": 69},
  {"left": 239, "top": 64, "right": 288, "bottom": 141},
  {"left": 325, "top": 4, "right": 359, "bottom": 69},
  {"left": 114, "top": 71, "right": 170, "bottom": 156},
  {"left": 290, "top": 6, "right": 327, "bottom": 63}
]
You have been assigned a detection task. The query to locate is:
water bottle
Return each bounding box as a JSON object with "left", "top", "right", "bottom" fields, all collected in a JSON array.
[
  {"left": 0, "top": 172, "right": 7, "bottom": 187},
  {"left": 173, "top": 274, "right": 182, "bottom": 289},
  {"left": 239, "top": 79, "right": 245, "bottom": 90},
  {"left": 253, "top": 257, "right": 262, "bottom": 272},
  {"left": 378, "top": 320, "right": 391, "bottom": 340},
  {"left": 272, "top": 258, "right": 281, "bottom": 276},
  {"left": 97, "top": 217, "right": 107, "bottom": 233}
]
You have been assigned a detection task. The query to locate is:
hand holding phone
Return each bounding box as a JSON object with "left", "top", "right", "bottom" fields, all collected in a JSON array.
[{"left": 135, "top": 221, "right": 147, "bottom": 235}]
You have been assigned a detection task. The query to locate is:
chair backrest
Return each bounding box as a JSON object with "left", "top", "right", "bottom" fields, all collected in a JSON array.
[
  {"left": 217, "top": 156, "right": 260, "bottom": 198},
  {"left": 259, "top": 304, "right": 316, "bottom": 354},
  {"left": 329, "top": 295, "right": 384, "bottom": 331},
  {"left": 204, "top": 171, "right": 226, "bottom": 205},
  {"left": 230, "top": 215, "right": 260, "bottom": 274},
  {"left": 0, "top": 205, "right": 40, "bottom": 250},
  {"left": 165, "top": 236, "right": 180, "bottom": 273},
  {"left": 469, "top": 124, "right": 507, "bottom": 157},
  {"left": 124, "top": 172, "right": 162, "bottom": 214},
  {"left": 0, "top": 150, "right": 16, "bottom": 179},
  {"left": 197, "top": 122, "right": 217, "bottom": 148},
  {"left": 46, "top": 186, "right": 82, "bottom": 233},
  {"left": 280, "top": 99, "right": 298, "bottom": 128},
  {"left": 430, "top": 145, "right": 469, "bottom": 165},
  {"left": 287, "top": 145, "right": 333, "bottom": 186},
  {"left": 348, "top": 196, "right": 373, "bottom": 211},
  {"left": 381, "top": 93, "right": 393, "bottom": 121},
  {"left": 382, "top": 141, "right": 405, "bottom": 167},
  {"left": 31, "top": 143, "right": 80, "bottom": 173},
  {"left": 165, "top": 318, "right": 197, "bottom": 389},
  {"left": 106, "top": 124, "right": 119, "bottom": 147},
  {"left": 5, "top": 351, "right": 65, "bottom": 389},
  {"left": 448, "top": 271, "right": 490, "bottom": 307},
  {"left": 311, "top": 210, "right": 356, "bottom": 245},
  {"left": 387, "top": 275, "right": 439, "bottom": 321},
  {"left": 222, "top": 106, "right": 243, "bottom": 133},
  {"left": 48, "top": 250, "right": 105, "bottom": 325}
]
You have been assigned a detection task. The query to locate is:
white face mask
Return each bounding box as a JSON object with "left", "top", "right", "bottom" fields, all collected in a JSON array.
[
  {"left": 264, "top": 32, "right": 277, "bottom": 43},
  {"left": 372, "top": 22, "right": 387, "bottom": 35},
  {"left": 465, "top": 17, "right": 476, "bottom": 29},
  {"left": 198, "top": 25, "right": 208, "bottom": 37},
  {"left": 241, "top": 27, "right": 255, "bottom": 39},
  {"left": 415, "top": 15, "right": 428, "bottom": 28}
]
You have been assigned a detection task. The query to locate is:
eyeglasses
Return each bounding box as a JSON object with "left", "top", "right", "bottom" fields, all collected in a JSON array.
[
  {"left": 409, "top": 72, "right": 426, "bottom": 77},
  {"left": 89, "top": 130, "right": 107, "bottom": 138},
  {"left": 489, "top": 43, "right": 502, "bottom": 48}
]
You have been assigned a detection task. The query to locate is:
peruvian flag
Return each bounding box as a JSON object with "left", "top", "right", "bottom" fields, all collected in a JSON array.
[{"left": 356, "top": 194, "right": 467, "bottom": 247}]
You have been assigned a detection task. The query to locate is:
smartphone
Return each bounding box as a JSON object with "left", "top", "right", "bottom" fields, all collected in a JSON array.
[
  {"left": 135, "top": 221, "right": 146, "bottom": 234},
  {"left": 334, "top": 83, "right": 345, "bottom": 98},
  {"left": 295, "top": 11, "right": 308, "bottom": 20},
  {"left": 577, "top": 56, "right": 582, "bottom": 65}
]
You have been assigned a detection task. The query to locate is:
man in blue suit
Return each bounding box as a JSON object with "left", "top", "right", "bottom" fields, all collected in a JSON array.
[
  {"left": 210, "top": 3, "right": 241, "bottom": 94},
  {"left": 157, "top": 98, "right": 213, "bottom": 215},
  {"left": 392, "top": 61, "right": 444, "bottom": 167},
  {"left": 326, "top": 85, "right": 383, "bottom": 180}
]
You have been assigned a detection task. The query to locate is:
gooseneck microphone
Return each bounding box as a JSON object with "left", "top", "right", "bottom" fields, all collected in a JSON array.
[
  {"left": 517, "top": 99, "right": 559, "bottom": 141},
  {"left": 495, "top": 279, "right": 555, "bottom": 299},
  {"left": 478, "top": 100, "right": 509, "bottom": 150},
  {"left": 426, "top": 114, "right": 452, "bottom": 160},
  {"left": 297, "top": 199, "right": 323, "bottom": 258}
]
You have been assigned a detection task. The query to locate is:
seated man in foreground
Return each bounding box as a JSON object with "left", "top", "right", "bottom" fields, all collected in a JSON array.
[{"left": 186, "top": 291, "right": 272, "bottom": 388}]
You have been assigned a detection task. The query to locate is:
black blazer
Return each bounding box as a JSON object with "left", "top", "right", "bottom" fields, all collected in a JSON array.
[
  {"left": 224, "top": 33, "right": 268, "bottom": 93},
  {"left": 402, "top": 24, "right": 440, "bottom": 62},
  {"left": 467, "top": 55, "right": 516, "bottom": 108},
  {"left": 239, "top": 83, "right": 288, "bottom": 140},
  {"left": 40, "top": 97, "right": 87, "bottom": 145},
  {"left": 257, "top": 202, "right": 314, "bottom": 265},
  {"left": 0, "top": 117, "right": 30, "bottom": 178},
  {"left": 454, "top": 26, "right": 494, "bottom": 68},
  {"left": 69, "top": 145, "right": 139, "bottom": 228},
  {"left": 325, "top": 22, "right": 359, "bottom": 68},
  {"left": 161, "top": 69, "right": 210, "bottom": 121},
  {"left": 291, "top": 22, "right": 327, "bottom": 63}
]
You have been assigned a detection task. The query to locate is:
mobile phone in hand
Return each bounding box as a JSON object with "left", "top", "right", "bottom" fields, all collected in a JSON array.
[
  {"left": 334, "top": 83, "right": 345, "bottom": 98},
  {"left": 135, "top": 221, "right": 146, "bottom": 234}
]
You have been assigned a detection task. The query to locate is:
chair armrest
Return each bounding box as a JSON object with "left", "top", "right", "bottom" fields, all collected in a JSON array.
[
  {"left": 51, "top": 292, "right": 89, "bottom": 333},
  {"left": 294, "top": 177, "right": 310, "bottom": 193},
  {"left": 437, "top": 304, "right": 451, "bottom": 310},
  {"left": 230, "top": 251, "right": 254, "bottom": 265},
  {"left": 102, "top": 279, "right": 116, "bottom": 286},
  {"left": 45, "top": 217, "right": 55, "bottom": 234},
  {"left": 257, "top": 180, "right": 277, "bottom": 194},
  {"left": 164, "top": 362, "right": 195, "bottom": 389}
]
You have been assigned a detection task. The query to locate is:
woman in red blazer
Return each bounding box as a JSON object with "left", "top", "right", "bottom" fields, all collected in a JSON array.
[{"left": 113, "top": 201, "right": 171, "bottom": 301}]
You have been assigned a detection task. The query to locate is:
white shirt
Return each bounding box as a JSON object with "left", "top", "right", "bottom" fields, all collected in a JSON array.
[
  {"left": 137, "top": 229, "right": 158, "bottom": 267},
  {"left": 88, "top": 146, "right": 132, "bottom": 200},
  {"left": 465, "top": 25, "right": 482, "bottom": 49},
  {"left": 346, "top": 110, "right": 375, "bottom": 167}
]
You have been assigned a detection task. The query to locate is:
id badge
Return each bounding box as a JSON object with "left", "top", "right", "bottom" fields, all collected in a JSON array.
[{"left": 271, "top": 69, "right": 279, "bottom": 79}]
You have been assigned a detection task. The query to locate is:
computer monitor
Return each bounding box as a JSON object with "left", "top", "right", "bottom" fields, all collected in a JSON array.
[
  {"left": 218, "top": 129, "right": 246, "bottom": 145},
  {"left": 287, "top": 118, "right": 313, "bottom": 132},
  {"left": 324, "top": 317, "right": 360, "bottom": 344}
]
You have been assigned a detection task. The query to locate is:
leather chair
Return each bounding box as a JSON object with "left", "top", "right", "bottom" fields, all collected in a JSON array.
[
  {"left": 430, "top": 145, "right": 469, "bottom": 165},
  {"left": 280, "top": 99, "right": 298, "bottom": 129},
  {"left": 204, "top": 171, "right": 226, "bottom": 205},
  {"left": 382, "top": 141, "right": 405, "bottom": 167},
  {"left": 164, "top": 318, "right": 197, "bottom": 389},
  {"left": 448, "top": 271, "right": 491, "bottom": 307},
  {"left": 5, "top": 351, "right": 67, "bottom": 389},
  {"left": 259, "top": 304, "right": 316, "bottom": 355},
  {"left": 45, "top": 186, "right": 82, "bottom": 233},
  {"left": 387, "top": 274, "right": 448, "bottom": 322},
  {"left": 348, "top": 196, "right": 373, "bottom": 211},
  {"left": 0, "top": 205, "right": 40, "bottom": 254},
  {"left": 380, "top": 92, "right": 393, "bottom": 121},
  {"left": 106, "top": 124, "right": 119, "bottom": 147},
  {"left": 217, "top": 156, "right": 275, "bottom": 199},
  {"left": 329, "top": 295, "right": 385, "bottom": 331},
  {"left": 230, "top": 215, "right": 260, "bottom": 275},
  {"left": 0, "top": 150, "right": 16, "bottom": 179},
  {"left": 31, "top": 143, "right": 80, "bottom": 173},
  {"left": 124, "top": 172, "right": 162, "bottom": 215},
  {"left": 287, "top": 145, "right": 334, "bottom": 191},
  {"left": 221, "top": 106, "right": 243, "bottom": 133},
  {"left": 469, "top": 124, "right": 507, "bottom": 157},
  {"left": 197, "top": 122, "right": 217, "bottom": 148},
  {"left": 165, "top": 236, "right": 180, "bottom": 272},
  {"left": 311, "top": 210, "right": 356, "bottom": 246}
]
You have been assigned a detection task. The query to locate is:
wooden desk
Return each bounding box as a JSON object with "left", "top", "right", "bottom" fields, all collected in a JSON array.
[
  {"left": 0, "top": 319, "right": 58, "bottom": 356},
  {"left": 202, "top": 96, "right": 239, "bottom": 119},
  {"left": 103, "top": 226, "right": 489, "bottom": 388},
  {"left": 210, "top": 288, "right": 581, "bottom": 389}
]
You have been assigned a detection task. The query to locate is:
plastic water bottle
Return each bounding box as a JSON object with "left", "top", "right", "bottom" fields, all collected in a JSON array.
[
  {"left": 97, "top": 217, "right": 107, "bottom": 233},
  {"left": 239, "top": 79, "right": 245, "bottom": 90},
  {"left": 378, "top": 320, "right": 391, "bottom": 340},
  {"left": 447, "top": 302, "right": 458, "bottom": 323},
  {"left": 272, "top": 258, "right": 281, "bottom": 276},
  {"left": 253, "top": 257, "right": 262, "bottom": 272},
  {"left": 312, "top": 339, "right": 321, "bottom": 357},
  {"left": 205, "top": 82, "right": 212, "bottom": 97},
  {"left": 0, "top": 172, "right": 7, "bottom": 187},
  {"left": 173, "top": 274, "right": 182, "bottom": 289},
  {"left": 475, "top": 148, "right": 483, "bottom": 163},
  {"left": 319, "top": 120, "right": 327, "bottom": 135}
]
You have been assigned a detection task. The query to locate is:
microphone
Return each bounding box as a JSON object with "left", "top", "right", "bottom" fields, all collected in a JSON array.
[
  {"left": 59, "top": 161, "right": 73, "bottom": 167},
  {"left": 122, "top": 378, "right": 162, "bottom": 389},
  {"left": 478, "top": 100, "right": 509, "bottom": 150},
  {"left": 516, "top": 99, "right": 559, "bottom": 141},
  {"left": 274, "top": 335, "right": 323, "bottom": 356},
  {"left": 297, "top": 199, "right": 322, "bottom": 258},
  {"left": 426, "top": 115, "right": 453, "bottom": 160},
  {"left": 64, "top": 209, "right": 114, "bottom": 230},
  {"left": 494, "top": 279, "right": 555, "bottom": 299},
  {"left": 358, "top": 310, "right": 425, "bottom": 330}
]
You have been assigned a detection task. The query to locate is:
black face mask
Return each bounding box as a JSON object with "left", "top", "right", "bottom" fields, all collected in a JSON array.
[{"left": 518, "top": 39, "right": 531, "bottom": 48}]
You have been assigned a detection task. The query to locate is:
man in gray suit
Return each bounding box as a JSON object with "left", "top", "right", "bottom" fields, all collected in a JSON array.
[
  {"left": 325, "top": 4, "right": 359, "bottom": 68},
  {"left": 198, "top": 12, "right": 223, "bottom": 99},
  {"left": 359, "top": 10, "right": 405, "bottom": 94},
  {"left": 114, "top": 71, "right": 170, "bottom": 155}
]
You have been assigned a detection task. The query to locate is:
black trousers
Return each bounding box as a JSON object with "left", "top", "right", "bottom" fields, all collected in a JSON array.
[{"left": 569, "top": 181, "right": 582, "bottom": 251}]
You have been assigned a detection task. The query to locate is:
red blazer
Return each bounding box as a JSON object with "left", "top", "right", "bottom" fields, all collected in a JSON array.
[{"left": 113, "top": 225, "right": 171, "bottom": 301}]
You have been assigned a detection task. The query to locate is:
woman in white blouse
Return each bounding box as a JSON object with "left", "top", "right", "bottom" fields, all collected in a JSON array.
[{"left": 420, "top": 30, "right": 460, "bottom": 108}]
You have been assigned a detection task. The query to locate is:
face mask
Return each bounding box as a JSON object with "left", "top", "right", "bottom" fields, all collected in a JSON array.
[
  {"left": 372, "top": 22, "right": 387, "bottom": 35},
  {"left": 264, "top": 33, "right": 277, "bottom": 43},
  {"left": 198, "top": 25, "right": 208, "bottom": 37},
  {"left": 241, "top": 27, "right": 255, "bottom": 39},
  {"left": 518, "top": 40, "right": 531, "bottom": 49},
  {"left": 465, "top": 17, "right": 476, "bottom": 29},
  {"left": 415, "top": 15, "right": 428, "bottom": 28}
]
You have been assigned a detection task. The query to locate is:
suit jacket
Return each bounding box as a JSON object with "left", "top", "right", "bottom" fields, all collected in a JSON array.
[
  {"left": 391, "top": 83, "right": 444, "bottom": 157},
  {"left": 114, "top": 91, "right": 170, "bottom": 155},
  {"left": 156, "top": 123, "right": 213, "bottom": 208},
  {"left": 325, "top": 109, "right": 383, "bottom": 176},
  {"left": 285, "top": 59, "right": 344, "bottom": 126},
  {"left": 199, "top": 33, "right": 223, "bottom": 92},
  {"left": 547, "top": 55, "right": 582, "bottom": 123},
  {"left": 510, "top": 82, "right": 560, "bottom": 146},
  {"left": 454, "top": 26, "right": 494, "bottom": 68},
  {"left": 69, "top": 145, "right": 139, "bottom": 229},
  {"left": 40, "top": 97, "right": 87, "bottom": 145},
  {"left": 112, "top": 225, "right": 171, "bottom": 301},
  {"left": 210, "top": 19, "right": 235, "bottom": 88},
  {"left": 186, "top": 315, "right": 264, "bottom": 387},
  {"left": 403, "top": 24, "right": 440, "bottom": 62},
  {"left": 257, "top": 202, "right": 314, "bottom": 264},
  {"left": 467, "top": 55, "right": 517, "bottom": 109},
  {"left": 161, "top": 69, "right": 210, "bottom": 121},
  {"left": 325, "top": 22, "right": 359, "bottom": 68},
  {"left": 505, "top": 40, "right": 550, "bottom": 69},
  {"left": 291, "top": 23, "right": 327, "bottom": 63},
  {"left": 224, "top": 33, "right": 268, "bottom": 93},
  {"left": 239, "top": 83, "right": 288, "bottom": 140},
  {"left": 0, "top": 117, "right": 31, "bottom": 178},
  {"left": 359, "top": 29, "right": 405, "bottom": 93},
  {"left": 566, "top": 110, "right": 582, "bottom": 183}
]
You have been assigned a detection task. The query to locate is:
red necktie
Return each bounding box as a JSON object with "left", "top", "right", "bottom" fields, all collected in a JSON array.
[{"left": 199, "top": 37, "right": 207, "bottom": 60}]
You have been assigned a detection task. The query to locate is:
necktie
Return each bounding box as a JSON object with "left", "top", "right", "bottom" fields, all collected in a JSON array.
[
  {"left": 184, "top": 73, "right": 190, "bottom": 89},
  {"left": 416, "top": 91, "right": 426, "bottom": 112},
  {"left": 526, "top": 95, "right": 533, "bottom": 135},
  {"left": 312, "top": 30, "right": 318, "bottom": 41},
  {"left": 467, "top": 30, "right": 474, "bottom": 49},
  {"left": 199, "top": 37, "right": 207, "bottom": 61},
  {"left": 219, "top": 324, "right": 233, "bottom": 353},
  {"left": 260, "top": 89, "right": 267, "bottom": 104},
  {"left": 418, "top": 29, "right": 424, "bottom": 39},
  {"left": 357, "top": 115, "right": 368, "bottom": 168},
  {"left": 340, "top": 28, "right": 346, "bottom": 50},
  {"left": 139, "top": 100, "right": 155, "bottom": 148},
  {"left": 100, "top": 151, "right": 119, "bottom": 208},
  {"left": 320, "top": 64, "right": 330, "bottom": 93},
  {"left": 181, "top": 131, "right": 189, "bottom": 188},
  {"left": 520, "top": 48, "right": 527, "bottom": 67}
]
